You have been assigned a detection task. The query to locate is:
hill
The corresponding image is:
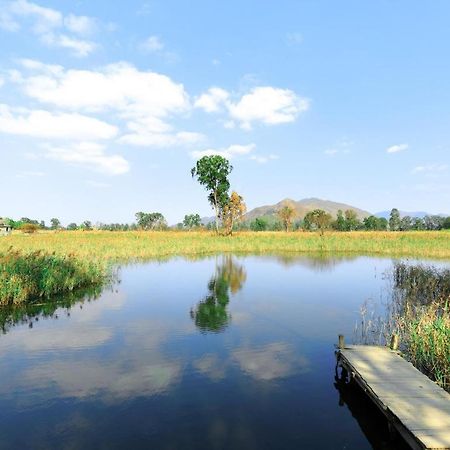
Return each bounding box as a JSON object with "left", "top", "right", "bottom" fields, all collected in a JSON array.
[{"left": 244, "top": 197, "right": 371, "bottom": 222}]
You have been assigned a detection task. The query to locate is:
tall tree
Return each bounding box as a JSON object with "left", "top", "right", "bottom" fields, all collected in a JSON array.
[
  {"left": 183, "top": 213, "right": 202, "bottom": 230},
  {"left": 277, "top": 206, "right": 296, "bottom": 232},
  {"left": 135, "top": 212, "right": 167, "bottom": 230},
  {"left": 344, "top": 209, "right": 361, "bottom": 231},
  {"left": 191, "top": 156, "right": 232, "bottom": 234},
  {"left": 50, "top": 218, "right": 61, "bottom": 230},
  {"left": 222, "top": 191, "right": 246, "bottom": 235},
  {"left": 334, "top": 209, "right": 346, "bottom": 231},
  {"left": 389, "top": 208, "right": 401, "bottom": 231}
]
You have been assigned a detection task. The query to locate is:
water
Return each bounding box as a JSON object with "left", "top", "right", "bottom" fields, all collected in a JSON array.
[{"left": 0, "top": 254, "right": 434, "bottom": 449}]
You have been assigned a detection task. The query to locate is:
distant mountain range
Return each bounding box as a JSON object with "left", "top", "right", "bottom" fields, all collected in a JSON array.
[
  {"left": 244, "top": 197, "right": 371, "bottom": 222},
  {"left": 199, "top": 198, "right": 447, "bottom": 226}
]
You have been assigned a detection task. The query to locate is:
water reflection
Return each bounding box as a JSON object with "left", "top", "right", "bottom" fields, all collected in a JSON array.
[
  {"left": 0, "top": 284, "right": 104, "bottom": 335},
  {"left": 191, "top": 256, "right": 246, "bottom": 333}
]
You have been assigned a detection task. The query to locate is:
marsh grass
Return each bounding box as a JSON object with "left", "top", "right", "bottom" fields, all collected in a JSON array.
[
  {"left": 0, "top": 249, "right": 109, "bottom": 306},
  {"left": 356, "top": 263, "right": 450, "bottom": 391},
  {"left": 0, "top": 230, "right": 449, "bottom": 260}
]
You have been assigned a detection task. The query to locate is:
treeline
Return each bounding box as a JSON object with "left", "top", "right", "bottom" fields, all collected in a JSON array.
[
  {"left": 243, "top": 208, "right": 450, "bottom": 232},
  {"left": 3, "top": 208, "right": 450, "bottom": 234}
]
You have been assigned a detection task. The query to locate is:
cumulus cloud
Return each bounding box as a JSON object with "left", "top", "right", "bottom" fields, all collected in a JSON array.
[
  {"left": 0, "top": 104, "right": 118, "bottom": 140},
  {"left": 386, "top": 143, "right": 408, "bottom": 153},
  {"left": 191, "top": 143, "right": 255, "bottom": 160},
  {"left": 194, "top": 87, "right": 229, "bottom": 113},
  {"left": 195, "top": 85, "right": 309, "bottom": 129},
  {"left": 0, "top": 0, "right": 97, "bottom": 56},
  {"left": 18, "top": 61, "right": 190, "bottom": 118},
  {"left": 43, "top": 142, "right": 130, "bottom": 175}
]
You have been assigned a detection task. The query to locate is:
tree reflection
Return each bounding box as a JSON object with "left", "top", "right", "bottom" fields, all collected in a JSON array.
[{"left": 191, "top": 256, "right": 246, "bottom": 333}]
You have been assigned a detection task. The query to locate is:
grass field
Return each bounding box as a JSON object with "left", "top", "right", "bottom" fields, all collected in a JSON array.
[{"left": 0, "top": 230, "right": 450, "bottom": 261}]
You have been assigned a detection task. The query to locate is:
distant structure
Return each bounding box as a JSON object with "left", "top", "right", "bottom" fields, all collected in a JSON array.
[{"left": 0, "top": 218, "right": 12, "bottom": 236}]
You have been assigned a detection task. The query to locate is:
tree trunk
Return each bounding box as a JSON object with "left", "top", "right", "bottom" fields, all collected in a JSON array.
[{"left": 214, "top": 190, "right": 219, "bottom": 234}]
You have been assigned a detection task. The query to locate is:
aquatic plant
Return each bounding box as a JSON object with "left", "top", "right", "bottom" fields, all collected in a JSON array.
[{"left": 0, "top": 249, "right": 109, "bottom": 306}]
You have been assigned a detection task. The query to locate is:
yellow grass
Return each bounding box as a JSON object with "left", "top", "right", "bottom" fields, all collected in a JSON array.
[{"left": 1, "top": 230, "right": 449, "bottom": 261}]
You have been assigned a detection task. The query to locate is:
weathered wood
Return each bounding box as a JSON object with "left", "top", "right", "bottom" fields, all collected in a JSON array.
[
  {"left": 337, "top": 345, "right": 450, "bottom": 450},
  {"left": 338, "top": 334, "right": 345, "bottom": 349},
  {"left": 390, "top": 333, "right": 400, "bottom": 350}
]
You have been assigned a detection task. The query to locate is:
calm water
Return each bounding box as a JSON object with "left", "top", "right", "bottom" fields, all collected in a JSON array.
[{"left": 0, "top": 254, "right": 437, "bottom": 450}]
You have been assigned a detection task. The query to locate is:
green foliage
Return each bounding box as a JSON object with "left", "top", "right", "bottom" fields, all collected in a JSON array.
[
  {"left": 135, "top": 212, "right": 167, "bottom": 230},
  {"left": 250, "top": 217, "right": 268, "bottom": 231},
  {"left": 303, "top": 209, "right": 332, "bottom": 233},
  {"left": 191, "top": 155, "right": 233, "bottom": 233},
  {"left": 50, "top": 218, "right": 61, "bottom": 230},
  {"left": 443, "top": 217, "right": 450, "bottom": 230},
  {"left": 344, "top": 209, "right": 361, "bottom": 231},
  {"left": 0, "top": 249, "right": 108, "bottom": 306},
  {"left": 277, "top": 206, "right": 296, "bottom": 232},
  {"left": 389, "top": 208, "right": 401, "bottom": 231},
  {"left": 67, "top": 223, "right": 78, "bottom": 231},
  {"left": 363, "top": 215, "right": 388, "bottom": 231},
  {"left": 183, "top": 213, "right": 202, "bottom": 230}
]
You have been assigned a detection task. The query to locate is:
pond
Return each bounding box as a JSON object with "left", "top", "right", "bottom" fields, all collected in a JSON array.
[{"left": 0, "top": 254, "right": 441, "bottom": 449}]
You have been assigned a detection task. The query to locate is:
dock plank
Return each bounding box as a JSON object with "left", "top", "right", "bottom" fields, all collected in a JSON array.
[{"left": 338, "top": 345, "right": 450, "bottom": 450}]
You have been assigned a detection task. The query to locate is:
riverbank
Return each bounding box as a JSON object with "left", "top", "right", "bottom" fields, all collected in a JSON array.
[{"left": 1, "top": 230, "right": 450, "bottom": 260}]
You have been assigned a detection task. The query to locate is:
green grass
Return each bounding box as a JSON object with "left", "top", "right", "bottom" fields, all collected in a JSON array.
[
  {"left": 0, "top": 249, "right": 109, "bottom": 306},
  {"left": 1, "top": 230, "right": 450, "bottom": 260}
]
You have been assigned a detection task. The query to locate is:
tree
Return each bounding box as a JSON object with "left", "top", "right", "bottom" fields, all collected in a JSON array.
[
  {"left": 50, "top": 218, "right": 61, "bottom": 230},
  {"left": 443, "top": 217, "right": 450, "bottom": 230},
  {"left": 135, "top": 212, "right": 167, "bottom": 230},
  {"left": 400, "top": 216, "right": 412, "bottom": 231},
  {"left": 191, "top": 155, "right": 233, "bottom": 234},
  {"left": 303, "top": 209, "right": 332, "bottom": 234},
  {"left": 81, "top": 220, "right": 93, "bottom": 231},
  {"left": 19, "top": 223, "right": 39, "bottom": 234},
  {"left": 250, "top": 217, "right": 268, "bottom": 231},
  {"left": 277, "top": 206, "right": 296, "bottom": 232},
  {"left": 363, "top": 215, "right": 388, "bottom": 231},
  {"left": 183, "top": 214, "right": 202, "bottom": 230},
  {"left": 411, "top": 217, "right": 425, "bottom": 230},
  {"left": 222, "top": 191, "right": 247, "bottom": 235},
  {"left": 67, "top": 223, "right": 78, "bottom": 230},
  {"left": 334, "top": 209, "right": 346, "bottom": 231},
  {"left": 344, "top": 209, "right": 361, "bottom": 231},
  {"left": 389, "top": 208, "right": 401, "bottom": 231}
]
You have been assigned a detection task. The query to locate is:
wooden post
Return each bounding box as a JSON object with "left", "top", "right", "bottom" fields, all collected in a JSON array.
[
  {"left": 390, "top": 333, "right": 399, "bottom": 351},
  {"left": 338, "top": 334, "right": 345, "bottom": 349}
]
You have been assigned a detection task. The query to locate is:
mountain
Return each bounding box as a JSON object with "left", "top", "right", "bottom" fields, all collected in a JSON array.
[
  {"left": 375, "top": 211, "right": 446, "bottom": 219},
  {"left": 244, "top": 197, "right": 371, "bottom": 222}
]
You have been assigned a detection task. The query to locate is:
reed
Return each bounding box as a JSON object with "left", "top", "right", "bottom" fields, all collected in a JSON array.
[
  {"left": 0, "top": 230, "right": 449, "bottom": 260},
  {"left": 0, "top": 249, "right": 109, "bottom": 306}
]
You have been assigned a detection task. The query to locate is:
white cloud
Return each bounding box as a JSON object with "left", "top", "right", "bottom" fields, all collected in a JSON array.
[
  {"left": 120, "top": 130, "right": 205, "bottom": 147},
  {"left": 229, "top": 87, "right": 309, "bottom": 129},
  {"left": 324, "top": 149, "right": 339, "bottom": 156},
  {"left": 44, "top": 142, "right": 130, "bottom": 175},
  {"left": 386, "top": 143, "right": 408, "bottom": 153},
  {"left": 191, "top": 143, "right": 255, "bottom": 160},
  {"left": 0, "top": 104, "right": 118, "bottom": 140},
  {"left": 249, "top": 154, "right": 279, "bottom": 164},
  {"left": 43, "top": 33, "right": 96, "bottom": 57},
  {"left": 64, "top": 14, "right": 97, "bottom": 35},
  {"left": 411, "top": 164, "right": 448, "bottom": 174},
  {"left": 140, "top": 35, "right": 164, "bottom": 52},
  {"left": 16, "top": 170, "right": 45, "bottom": 178},
  {"left": 194, "top": 87, "right": 229, "bottom": 113},
  {"left": 18, "top": 61, "right": 190, "bottom": 118},
  {"left": 195, "top": 85, "right": 309, "bottom": 129},
  {"left": 0, "top": 0, "right": 97, "bottom": 56}
]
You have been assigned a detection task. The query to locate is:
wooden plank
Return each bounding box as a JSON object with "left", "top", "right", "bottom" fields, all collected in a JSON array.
[{"left": 337, "top": 345, "right": 450, "bottom": 449}]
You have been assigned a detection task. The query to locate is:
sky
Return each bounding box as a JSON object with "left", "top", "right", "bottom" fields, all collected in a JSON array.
[{"left": 1, "top": 0, "right": 449, "bottom": 225}]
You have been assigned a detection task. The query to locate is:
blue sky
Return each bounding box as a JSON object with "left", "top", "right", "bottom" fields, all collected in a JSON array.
[{"left": 1, "top": 0, "right": 449, "bottom": 225}]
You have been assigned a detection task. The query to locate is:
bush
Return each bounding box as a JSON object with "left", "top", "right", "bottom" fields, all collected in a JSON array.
[{"left": 19, "top": 223, "right": 39, "bottom": 234}]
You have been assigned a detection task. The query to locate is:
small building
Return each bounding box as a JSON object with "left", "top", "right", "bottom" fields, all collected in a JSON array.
[{"left": 0, "top": 218, "right": 12, "bottom": 236}]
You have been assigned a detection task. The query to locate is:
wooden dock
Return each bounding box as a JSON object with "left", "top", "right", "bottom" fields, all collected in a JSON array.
[{"left": 336, "top": 342, "right": 450, "bottom": 450}]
